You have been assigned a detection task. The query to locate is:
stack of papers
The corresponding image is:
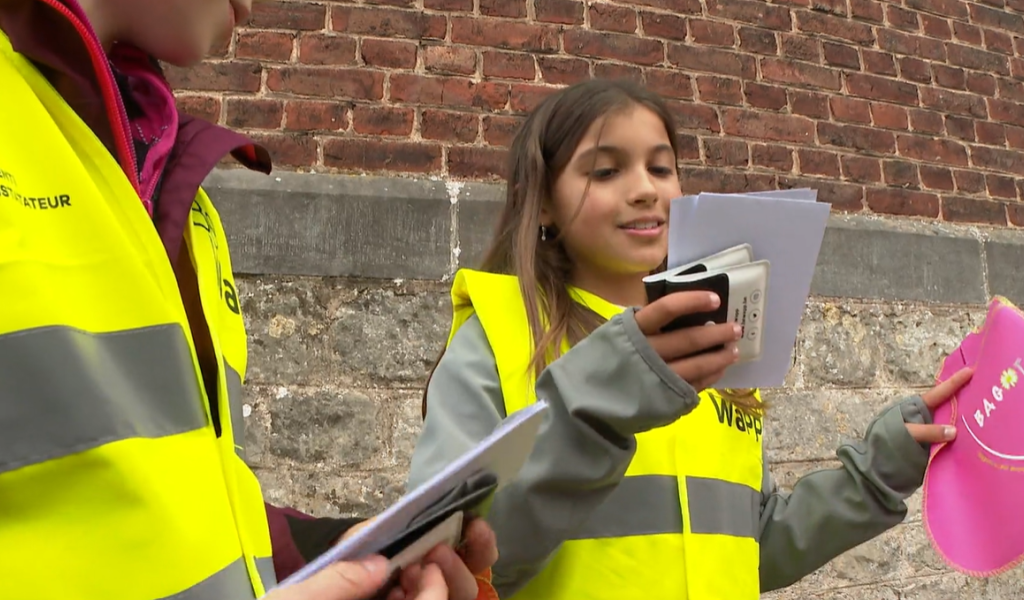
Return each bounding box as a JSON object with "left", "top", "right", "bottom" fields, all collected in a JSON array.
[
  {"left": 266, "top": 400, "right": 550, "bottom": 596},
  {"left": 666, "top": 189, "right": 831, "bottom": 389}
]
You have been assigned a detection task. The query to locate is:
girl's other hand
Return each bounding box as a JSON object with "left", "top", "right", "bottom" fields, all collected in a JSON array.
[
  {"left": 908, "top": 366, "right": 974, "bottom": 444},
  {"left": 337, "top": 518, "right": 497, "bottom": 600},
  {"left": 634, "top": 292, "right": 743, "bottom": 391},
  {"left": 264, "top": 557, "right": 391, "bottom": 600}
]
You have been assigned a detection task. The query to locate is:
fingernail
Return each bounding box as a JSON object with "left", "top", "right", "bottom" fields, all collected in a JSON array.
[
  {"left": 733, "top": 324, "right": 742, "bottom": 339},
  {"left": 731, "top": 344, "right": 740, "bottom": 359},
  {"left": 708, "top": 293, "right": 720, "bottom": 308},
  {"left": 944, "top": 426, "right": 956, "bottom": 440}
]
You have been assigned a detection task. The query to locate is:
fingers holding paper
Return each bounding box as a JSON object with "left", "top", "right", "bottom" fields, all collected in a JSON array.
[
  {"left": 456, "top": 518, "right": 499, "bottom": 576},
  {"left": 264, "top": 557, "right": 390, "bottom": 600},
  {"left": 635, "top": 290, "right": 723, "bottom": 335},
  {"left": 381, "top": 518, "right": 497, "bottom": 600},
  {"left": 390, "top": 547, "right": 472, "bottom": 600},
  {"left": 906, "top": 366, "right": 975, "bottom": 444},
  {"left": 271, "top": 552, "right": 466, "bottom": 600},
  {"left": 388, "top": 563, "right": 450, "bottom": 600},
  {"left": 635, "top": 291, "right": 741, "bottom": 390}
]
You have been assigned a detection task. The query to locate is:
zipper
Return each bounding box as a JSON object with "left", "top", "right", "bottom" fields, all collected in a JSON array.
[{"left": 39, "top": 0, "right": 148, "bottom": 214}]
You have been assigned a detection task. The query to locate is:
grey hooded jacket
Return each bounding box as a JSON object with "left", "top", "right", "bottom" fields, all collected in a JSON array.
[{"left": 407, "top": 309, "right": 933, "bottom": 598}]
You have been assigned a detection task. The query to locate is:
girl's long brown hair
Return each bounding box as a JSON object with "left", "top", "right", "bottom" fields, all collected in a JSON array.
[{"left": 422, "top": 79, "right": 762, "bottom": 417}]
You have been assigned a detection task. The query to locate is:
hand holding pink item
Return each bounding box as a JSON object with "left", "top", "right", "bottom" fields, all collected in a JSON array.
[{"left": 924, "top": 296, "right": 1024, "bottom": 576}]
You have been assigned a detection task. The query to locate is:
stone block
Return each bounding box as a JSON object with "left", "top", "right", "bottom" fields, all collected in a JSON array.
[
  {"left": 762, "top": 390, "right": 904, "bottom": 461},
  {"left": 326, "top": 286, "right": 450, "bottom": 385},
  {"left": 795, "top": 301, "right": 984, "bottom": 390},
  {"left": 255, "top": 464, "right": 406, "bottom": 519},
  {"left": 239, "top": 277, "right": 450, "bottom": 387},
  {"left": 208, "top": 169, "right": 453, "bottom": 279},
  {"left": 877, "top": 304, "right": 984, "bottom": 387},
  {"left": 456, "top": 183, "right": 504, "bottom": 269},
  {"left": 986, "top": 240, "right": 1024, "bottom": 307},
  {"left": 797, "top": 303, "right": 883, "bottom": 388},
  {"left": 241, "top": 383, "right": 273, "bottom": 468},
  {"left": 245, "top": 383, "right": 422, "bottom": 518},
  {"left": 239, "top": 277, "right": 335, "bottom": 385},
  {"left": 812, "top": 221, "right": 986, "bottom": 304},
  {"left": 266, "top": 386, "right": 381, "bottom": 466},
  {"left": 390, "top": 391, "right": 427, "bottom": 466}
]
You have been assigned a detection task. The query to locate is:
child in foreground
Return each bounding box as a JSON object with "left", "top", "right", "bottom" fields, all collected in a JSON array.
[
  {"left": 0, "top": 1, "right": 494, "bottom": 599},
  {"left": 406, "top": 79, "right": 972, "bottom": 600}
]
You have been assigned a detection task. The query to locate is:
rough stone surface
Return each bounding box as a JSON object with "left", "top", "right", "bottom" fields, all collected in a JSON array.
[
  {"left": 985, "top": 239, "right": 1024, "bottom": 307},
  {"left": 792, "top": 303, "right": 985, "bottom": 390},
  {"left": 236, "top": 272, "right": 1024, "bottom": 598},
  {"left": 240, "top": 277, "right": 448, "bottom": 519},
  {"left": 240, "top": 276, "right": 450, "bottom": 387}
]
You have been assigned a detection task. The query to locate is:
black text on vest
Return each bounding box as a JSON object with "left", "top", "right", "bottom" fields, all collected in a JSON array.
[
  {"left": 710, "top": 395, "right": 763, "bottom": 441},
  {"left": 1, "top": 167, "right": 72, "bottom": 210},
  {"left": 191, "top": 200, "right": 241, "bottom": 315}
]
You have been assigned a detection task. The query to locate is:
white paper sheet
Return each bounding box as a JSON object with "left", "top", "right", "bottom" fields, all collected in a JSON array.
[
  {"left": 667, "top": 189, "right": 830, "bottom": 388},
  {"left": 266, "top": 399, "right": 550, "bottom": 594}
]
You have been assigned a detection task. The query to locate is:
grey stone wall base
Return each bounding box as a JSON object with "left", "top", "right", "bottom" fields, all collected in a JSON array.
[{"left": 206, "top": 168, "right": 1024, "bottom": 306}]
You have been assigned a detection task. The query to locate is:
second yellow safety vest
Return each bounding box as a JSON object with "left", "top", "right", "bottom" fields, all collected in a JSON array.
[
  {"left": 0, "top": 30, "right": 275, "bottom": 599},
  {"left": 449, "top": 269, "right": 764, "bottom": 600}
]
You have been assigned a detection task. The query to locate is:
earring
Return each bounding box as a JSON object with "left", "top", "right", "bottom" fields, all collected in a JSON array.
[{"left": 540, "top": 225, "right": 548, "bottom": 241}]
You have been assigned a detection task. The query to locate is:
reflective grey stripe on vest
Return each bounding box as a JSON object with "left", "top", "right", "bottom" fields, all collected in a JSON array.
[
  {"left": 567, "top": 474, "right": 760, "bottom": 540},
  {"left": 566, "top": 475, "right": 682, "bottom": 540},
  {"left": 0, "top": 324, "right": 207, "bottom": 475},
  {"left": 156, "top": 557, "right": 260, "bottom": 600},
  {"left": 256, "top": 556, "right": 278, "bottom": 587},
  {"left": 224, "top": 361, "right": 246, "bottom": 460},
  {"left": 686, "top": 476, "right": 760, "bottom": 538}
]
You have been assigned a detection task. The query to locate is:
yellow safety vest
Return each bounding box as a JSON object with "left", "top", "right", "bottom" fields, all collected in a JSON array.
[
  {"left": 449, "top": 269, "right": 763, "bottom": 600},
  {"left": 0, "top": 31, "right": 275, "bottom": 599}
]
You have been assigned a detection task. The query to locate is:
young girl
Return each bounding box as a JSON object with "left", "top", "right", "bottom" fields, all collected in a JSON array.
[{"left": 407, "top": 79, "right": 971, "bottom": 600}]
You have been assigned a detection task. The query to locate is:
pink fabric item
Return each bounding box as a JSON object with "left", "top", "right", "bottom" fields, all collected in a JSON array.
[
  {"left": 923, "top": 296, "right": 1024, "bottom": 576},
  {"left": 43, "top": 0, "right": 177, "bottom": 215},
  {"left": 109, "top": 43, "right": 179, "bottom": 208}
]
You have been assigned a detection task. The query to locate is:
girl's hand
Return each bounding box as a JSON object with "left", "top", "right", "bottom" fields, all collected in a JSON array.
[
  {"left": 264, "top": 557, "right": 392, "bottom": 600},
  {"left": 338, "top": 517, "right": 497, "bottom": 600},
  {"left": 412, "top": 519, "right": 498, "bottom": 600},
  {"left": 907, "top": 366, "right": 974, "bottom": 444},
  {"left": 634, "top": 292, "right": 743, "bottom": 391}
]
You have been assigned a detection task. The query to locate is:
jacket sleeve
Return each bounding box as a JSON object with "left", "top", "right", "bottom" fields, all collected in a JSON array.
[
  {"left": 758, "top": 396, "right": 933, "bottom": 592},
  {"left": 407, "top": 309, "right": 701, "bottom": 598}
]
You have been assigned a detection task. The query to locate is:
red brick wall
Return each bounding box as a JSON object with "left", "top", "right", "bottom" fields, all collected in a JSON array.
[{"left": 168, "top": 0, "right": 1024, "bottom": 225}]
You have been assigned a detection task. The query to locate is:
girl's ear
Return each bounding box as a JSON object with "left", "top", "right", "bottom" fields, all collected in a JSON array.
[{"left": 538, "top": 203, "right": 553, "bottom": 228}]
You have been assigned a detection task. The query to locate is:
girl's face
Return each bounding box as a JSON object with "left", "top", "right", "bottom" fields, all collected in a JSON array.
[
  {"left": 544, "top": 105, "right": 681, "bottom": 297},
  {"left": 94, "top": 0, "right": 250, "bottom": 66}
]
